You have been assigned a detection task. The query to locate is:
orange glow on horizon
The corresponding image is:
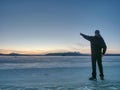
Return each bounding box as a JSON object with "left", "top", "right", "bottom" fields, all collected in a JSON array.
[
  {"left": 0, "top": 49, "right": 72, "bottom": 54},
  {"left": 0, "top": 48, "right": 120, "bottom": 54},
  {"left": 0, "top": 49, "right": 46, "bottom": 54}
]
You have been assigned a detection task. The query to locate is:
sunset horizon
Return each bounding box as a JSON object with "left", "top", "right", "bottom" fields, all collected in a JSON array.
[
  {"left": 0, "top": 48, "right": 120, "bottom": 55},
  {"left": 1, "top": 0, "right": 120, "bottom": 55}
]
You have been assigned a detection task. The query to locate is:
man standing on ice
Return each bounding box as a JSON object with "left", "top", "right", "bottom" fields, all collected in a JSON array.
[{"left": 80, "top": 30, "right": 107, "bottom": 80}]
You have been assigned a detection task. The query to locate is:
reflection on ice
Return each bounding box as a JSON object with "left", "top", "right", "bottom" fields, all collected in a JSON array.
[{"left": 0, "top": 81, "right": 120, "bottom": 90}]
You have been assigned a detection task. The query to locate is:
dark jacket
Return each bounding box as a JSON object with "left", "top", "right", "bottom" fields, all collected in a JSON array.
[{"left": 81, "top": 33, "right": 107, "bottom": 55}]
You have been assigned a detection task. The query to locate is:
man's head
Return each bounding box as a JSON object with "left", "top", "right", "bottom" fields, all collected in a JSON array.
[{"left": 95, "top": 30, "right": 100, "bottom": 36}]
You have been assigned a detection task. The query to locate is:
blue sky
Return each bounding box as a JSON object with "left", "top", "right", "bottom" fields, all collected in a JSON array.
[{"left": 0, "top": 0, "right": 120, "bottom": 54}]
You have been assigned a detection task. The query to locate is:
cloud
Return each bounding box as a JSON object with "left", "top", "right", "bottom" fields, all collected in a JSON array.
[
  {"left": 0, "top": 49, "right": 47, "bottom": 54},
  {"left": 76, "top": 42, "right": 90, "bottom": 48},
  {"left": 0, "top": 49, "right": 71, "bottom": 54},
  {"left": 0, "top": 49, "right": 14, "bottom": 54},
  {"left": 65, "top": 43, "right": 91, "bottom": 54}
]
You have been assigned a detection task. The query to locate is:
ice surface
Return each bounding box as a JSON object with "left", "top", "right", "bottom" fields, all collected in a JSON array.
[{"left": 0, "top": 56, "right": 120, "bottom": 90}]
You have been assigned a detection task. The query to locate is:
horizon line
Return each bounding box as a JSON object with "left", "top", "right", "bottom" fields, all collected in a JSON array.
[
  {"left": 0, "top": 52, "right": 120, "bottom": 55},
  {"left": 0, "top": 49, "right": 120, "bottom": 55}
]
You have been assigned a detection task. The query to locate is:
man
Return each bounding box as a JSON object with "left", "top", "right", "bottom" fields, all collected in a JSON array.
[{"left": 80, "top": 30, "right": 107, "bottom": 80}]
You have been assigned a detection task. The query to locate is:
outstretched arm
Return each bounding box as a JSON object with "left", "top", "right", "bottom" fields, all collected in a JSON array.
[{"left": 80, "top": 33, "right": 91, "bottom": 41}]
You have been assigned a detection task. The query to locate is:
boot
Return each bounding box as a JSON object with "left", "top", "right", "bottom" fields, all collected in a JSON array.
[{"left": 89, "top": 77, "right": 97, "bottom": 81}]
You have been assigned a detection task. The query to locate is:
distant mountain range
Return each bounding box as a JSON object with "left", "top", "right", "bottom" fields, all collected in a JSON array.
[
  {"left": 45, "top": 52, "right": 83, "bottom": 56},
  {"left": 0, "top": 52, "right": 120, "bottom": 56},
  {"left": 0, "top": 52, "right": 83, "bottom": 56}
]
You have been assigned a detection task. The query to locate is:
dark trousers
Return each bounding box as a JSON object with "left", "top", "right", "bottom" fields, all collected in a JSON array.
[{"left": 91, "top": 54, "right": 104, "bottom": 78}]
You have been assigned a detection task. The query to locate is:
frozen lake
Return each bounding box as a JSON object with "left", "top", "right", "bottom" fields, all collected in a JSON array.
[{"left": 0, "top": 56, "right": 120, "bottom": 90}]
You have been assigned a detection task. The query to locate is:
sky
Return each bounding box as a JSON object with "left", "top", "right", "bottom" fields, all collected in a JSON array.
[{"left": 0, "top": 0, "right": 120, "bottom": 54}]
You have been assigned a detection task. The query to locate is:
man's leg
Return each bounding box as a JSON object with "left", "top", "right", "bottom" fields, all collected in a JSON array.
[
  {"left": 89, "top": 55, "right": 97, "bottom": 80},
  {"left": 92, "top": 56, "right": 96, "bottom": 78},
  {"left": 97, "top": 55, "right": 104, "bottom": 80}
]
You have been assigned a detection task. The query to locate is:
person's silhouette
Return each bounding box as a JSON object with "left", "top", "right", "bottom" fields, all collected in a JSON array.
[{"left": 80, "top": 30, "right": 107, "bottom": 80}]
